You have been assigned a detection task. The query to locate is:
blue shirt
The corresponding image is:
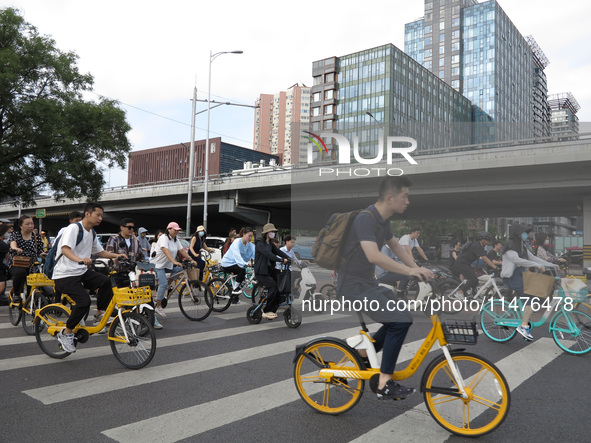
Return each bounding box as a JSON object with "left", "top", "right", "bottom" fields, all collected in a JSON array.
[{"left": 221, "top": 237, "right": 255, "bottom": 268}]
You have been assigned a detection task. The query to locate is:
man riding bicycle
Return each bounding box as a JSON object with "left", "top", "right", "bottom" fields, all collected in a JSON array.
[
  {"left": 52, "top": 203, "right": 127, "bottom": 353},
  {"left": 338, "top": 176, "right": 433, "bottom": 400},
  {"left": 220, "top": 227, "right": 255, "bottom": 301}
]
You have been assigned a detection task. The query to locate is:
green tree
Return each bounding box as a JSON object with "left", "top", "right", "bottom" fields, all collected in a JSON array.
[{"left": 0, "top": 8, "right": 131, "bottom": 206}]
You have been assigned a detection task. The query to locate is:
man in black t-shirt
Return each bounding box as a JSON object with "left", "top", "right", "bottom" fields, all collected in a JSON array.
[
  {"left": 486, "top": 241, "right": 503, "bottom": 274},
  {"left": 454, "top": 232, "right": 498, "bottom": 295},
  {"left": 338, "top": 176, "right": 433, "bottom": 401}
]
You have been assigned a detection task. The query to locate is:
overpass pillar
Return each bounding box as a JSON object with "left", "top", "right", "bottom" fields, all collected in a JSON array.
[{"left": 584, "top": 196, "right": 591, "bottom": 269}]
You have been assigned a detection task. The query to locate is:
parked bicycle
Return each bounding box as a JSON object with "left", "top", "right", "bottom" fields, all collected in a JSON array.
[
  {"left": 293, "top": 282, "right": 510, "bottom": 437},
  {"left": 480, "top": 268, "right": 591, "bottom": 354}
]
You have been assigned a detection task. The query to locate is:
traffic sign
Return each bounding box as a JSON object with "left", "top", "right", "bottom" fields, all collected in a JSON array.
[{"left": 36, "top": 209, "right": 46, "bottom": 218}]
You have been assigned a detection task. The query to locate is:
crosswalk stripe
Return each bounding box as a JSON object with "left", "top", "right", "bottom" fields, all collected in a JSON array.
[
  {"left": 348, "top": 337, "right": 561, "bottom": 442},
  {"left": 1, "top": 312, "right": 349, "bottom": 372},
  {"left": 100, "top": 339, "right": 430, "bottom": 442},
  {"left": 24, "top": 322, "right": 374, "bottom": 404}
]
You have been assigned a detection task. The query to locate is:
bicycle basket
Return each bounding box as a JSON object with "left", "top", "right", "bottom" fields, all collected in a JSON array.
[
  {"left": 558, "top": 279, "right": 589, "bottom": 303},
  {"left": 113, "top": 286, "right": 152, "bottom": 306},
  {"left": 208, "top": 264, "right": 221, "bottom": 275},
  {"left": 26, "top": 273, "right": 55, "bottom": 287},
  {"left": 441, "top": 320, "right": 478, "bottom": 345}
]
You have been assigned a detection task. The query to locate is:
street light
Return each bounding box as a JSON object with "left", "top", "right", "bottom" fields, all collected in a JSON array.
[{"left": 186, "top": 50, "right": 242, "bottom": 235}]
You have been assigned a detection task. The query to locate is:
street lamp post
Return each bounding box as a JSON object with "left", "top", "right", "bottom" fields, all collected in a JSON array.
[
  {"left": 203, "top": 50, "right": 243, "bottom": 232},
  {"left": 186, "top": 86, "right": 198, "bottom": 236}
]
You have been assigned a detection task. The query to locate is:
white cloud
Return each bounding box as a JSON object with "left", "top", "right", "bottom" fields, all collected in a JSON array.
[{"left": 6, "top": 0, "right": 591, "bottom": 187}]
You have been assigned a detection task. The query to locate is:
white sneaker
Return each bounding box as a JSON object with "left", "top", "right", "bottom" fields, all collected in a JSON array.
[
  {"left": 153, "top": 318, "right": 163, "bottom": 329},
  {"left": 57, "top": 330, "right": 76, "bottom": 353},
  {"left": 155, "top": 306, "right": 167, "bottom": 317}
]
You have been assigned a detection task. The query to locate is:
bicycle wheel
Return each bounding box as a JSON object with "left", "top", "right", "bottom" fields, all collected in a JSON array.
[
  {"left": 422, "top": 351, "right": 510, "bottom": 437},
  {"left": 178, "top": 280, "right": 213, "bottom": 321},
  {"left": 8, "top": 289, "right": 22, "bottom": 326},
  {"left": 284, "top": 306, "right": 302, "bottom": 328},
  {"left": 549, "top": 310, "right": 591, "bottom": 355},
  {"left": 319, "top": 283, "right": 337, "bottom": 301},
  {"left": 22, "top": 289, "right": 49, "bottom": 335},
  {"left": 208, "top": 278, "right": 233, "bottom": 312},
  {"left": 35, "top": 304, "right": 72, "bottom": 359},
  {"left": 246, "top": 305, "right": 262, "bottom": 324},
  {"left": 109, "top": 312, "right": 156, "bottom": 369},
  {"left": 479, "top": 299, "right": 518, "bottom": 342},
  {"left": 293, "top": 339, "right": 365, "bottom": 415}
]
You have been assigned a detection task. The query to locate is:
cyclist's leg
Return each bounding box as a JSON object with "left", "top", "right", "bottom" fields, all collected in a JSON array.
[
  {"left": 195, "top": 257, "right": 205, "bottom": 280},
  {"left": 259, "top": 274, "right": 279, "bottom": 314},
  {"left": 9, "top": 266, "right": 28, "bottom": 300},
  {"left": 454, "top": 263, "right": 478, "bottom": 295},
  {"left": 154, "top": 267, "right": 170, "bottom": 314},
  {"left": 54, "top": 276, "right": 92, "bottom": 331},
  {"left": 82, "top": 270, "right": 114, "bottom": 321},
  {"left": 344, "top": 283, "right": 414, "bottom": 397}
]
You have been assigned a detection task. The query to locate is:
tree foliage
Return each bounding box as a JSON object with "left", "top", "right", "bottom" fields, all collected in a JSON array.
[{"left": 0, "top": 8, "right": 131, "bottom": 206}]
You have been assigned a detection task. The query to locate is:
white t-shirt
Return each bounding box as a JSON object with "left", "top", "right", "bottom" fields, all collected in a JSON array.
[
  {"left": 399, "top": 234, "right": 419, "bottom": 250},
  {"left": 151, "top": 234, "right": 182, "bottom": 269},
  {"left": 52, "top": 223, "right": 104, "bottom": 280}
]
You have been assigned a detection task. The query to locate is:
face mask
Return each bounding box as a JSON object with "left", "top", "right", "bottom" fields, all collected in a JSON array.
[
  {"left": 544, "top": 239, "right": 549, "bottom": 245},
  {"left": 521, "top": 232, "right": 529, "bottom": 241},
  {"left": 198, "top": 231, "right": 205, "bottom": 237},
  {"left": 268, "top": 232, "right": 276, "bottom": 239}
]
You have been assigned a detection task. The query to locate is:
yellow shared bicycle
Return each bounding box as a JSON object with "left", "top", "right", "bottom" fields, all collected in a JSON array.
[
  {"left": 293, "top": 293, "right": 510, "bottom": 437},
  {"left": 34, "top": 285, "right": 156, "bottom": 369}
]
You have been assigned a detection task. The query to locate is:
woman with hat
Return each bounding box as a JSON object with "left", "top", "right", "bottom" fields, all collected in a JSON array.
[
  {"left": 254, "top": 223, "right": 290, "bottom": 320},
  {"left": 152, "top": 222, "right": 197, "bottom": 319},
  {"left": 189, "top": 225, "right": 216, "bottom": 282}
]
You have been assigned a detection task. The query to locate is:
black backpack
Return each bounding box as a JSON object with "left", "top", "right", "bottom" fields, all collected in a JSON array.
[{"left": 44, "top": 222, "right": 96, "bottom": 278}]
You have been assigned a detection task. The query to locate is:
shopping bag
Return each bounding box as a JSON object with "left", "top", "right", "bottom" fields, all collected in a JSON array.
[
  {"left": 522, "top": 270, "right": 555, "bottom": 298},
  {"left": 187, "top": 268, "right": 201, "bottom": 282}
]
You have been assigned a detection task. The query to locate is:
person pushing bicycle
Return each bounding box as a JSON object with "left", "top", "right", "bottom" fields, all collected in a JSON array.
[
  {"left": 52, "top": 203, "right": 127, "bottom": 353},
  {"left": 338, "top": 176, "right": 433, "bottom": 400}
]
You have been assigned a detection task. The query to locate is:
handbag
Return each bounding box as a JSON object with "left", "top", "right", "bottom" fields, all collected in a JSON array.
[
  {"left": 277, "top": 270, "right": 291, "bottom": 295},
  {"left": 522, "top": 270, "right": 555, "bottom": 298},
  {"left": 12, "top": 256, "right": 32, "bottom": 268}
]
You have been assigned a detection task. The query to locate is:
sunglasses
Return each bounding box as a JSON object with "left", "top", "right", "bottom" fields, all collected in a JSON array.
[{"left": 124, "top": 226, "right": 135, "bottom": 230}]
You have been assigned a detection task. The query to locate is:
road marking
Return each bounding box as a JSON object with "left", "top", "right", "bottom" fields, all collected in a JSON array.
[
  {"left": 24, "top": 322, "right": 370, "bottom": 404},
  {"left": 101, "top": 339, "right": 429, "bottom": 442},
  {"left": 1, "top": 312, "right": 347, "bottom": 372},
  {"left": 348, "top": 338, "right": 561, "bottom": 442}
]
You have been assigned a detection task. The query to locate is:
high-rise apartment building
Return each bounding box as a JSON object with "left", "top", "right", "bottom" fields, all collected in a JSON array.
[
  {"left": 253, "top": 84, "right": 310, "bottom": 164},
  {"left": 549, "top": 92, "right": 580, "bottom": 138},
  {"left": 405, "top": 0, "right": 549, "bottom": 143},
  {"left": 310, "top": 44, "right": 472, "bottom": 160}
]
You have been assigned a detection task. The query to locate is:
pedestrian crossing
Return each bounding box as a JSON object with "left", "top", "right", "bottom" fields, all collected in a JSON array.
[{"left": 0, "top": 303, "right": 581, "bottom": 442}]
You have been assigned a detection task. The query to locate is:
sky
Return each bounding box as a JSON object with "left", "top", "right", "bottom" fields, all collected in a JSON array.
[{"left": 6, "top": 0, "right": 591, "bottom": 187}]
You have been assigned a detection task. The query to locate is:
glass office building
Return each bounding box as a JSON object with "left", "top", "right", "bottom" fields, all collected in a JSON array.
[
  {"left": 310, "top": 44, "right": 472, "bottom": 161},
  {"left": 405, "top": 0, "right": 548, "bottom": 143}
]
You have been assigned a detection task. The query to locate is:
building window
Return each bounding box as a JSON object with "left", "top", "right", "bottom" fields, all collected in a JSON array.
[
  {"left": 312, "top": 107, "right": 320, "bottom": 116},
  {"left": 325, "top": 72, "right": 334, "bottom": 82},
  {"left": 313, "top": 92, "right": 321, "bottom": 102},
  {"left": 323, "top": 120, "right": 333, "bottom": 129},
  {"left": 324, "top": 104, "right": 333, "bottom": 115},
  {"left": 325, "top": 89, "right": 334, "bottom": 100}
]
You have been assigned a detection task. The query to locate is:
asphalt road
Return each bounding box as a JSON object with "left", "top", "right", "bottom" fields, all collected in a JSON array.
[{"left": 1, "top": 267, "right": 590, "bottom": 443}]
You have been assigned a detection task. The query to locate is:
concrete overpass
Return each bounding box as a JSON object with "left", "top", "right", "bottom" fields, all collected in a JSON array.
[{"left": 1, "top": 136, "right": 590, "bottom": 264}]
